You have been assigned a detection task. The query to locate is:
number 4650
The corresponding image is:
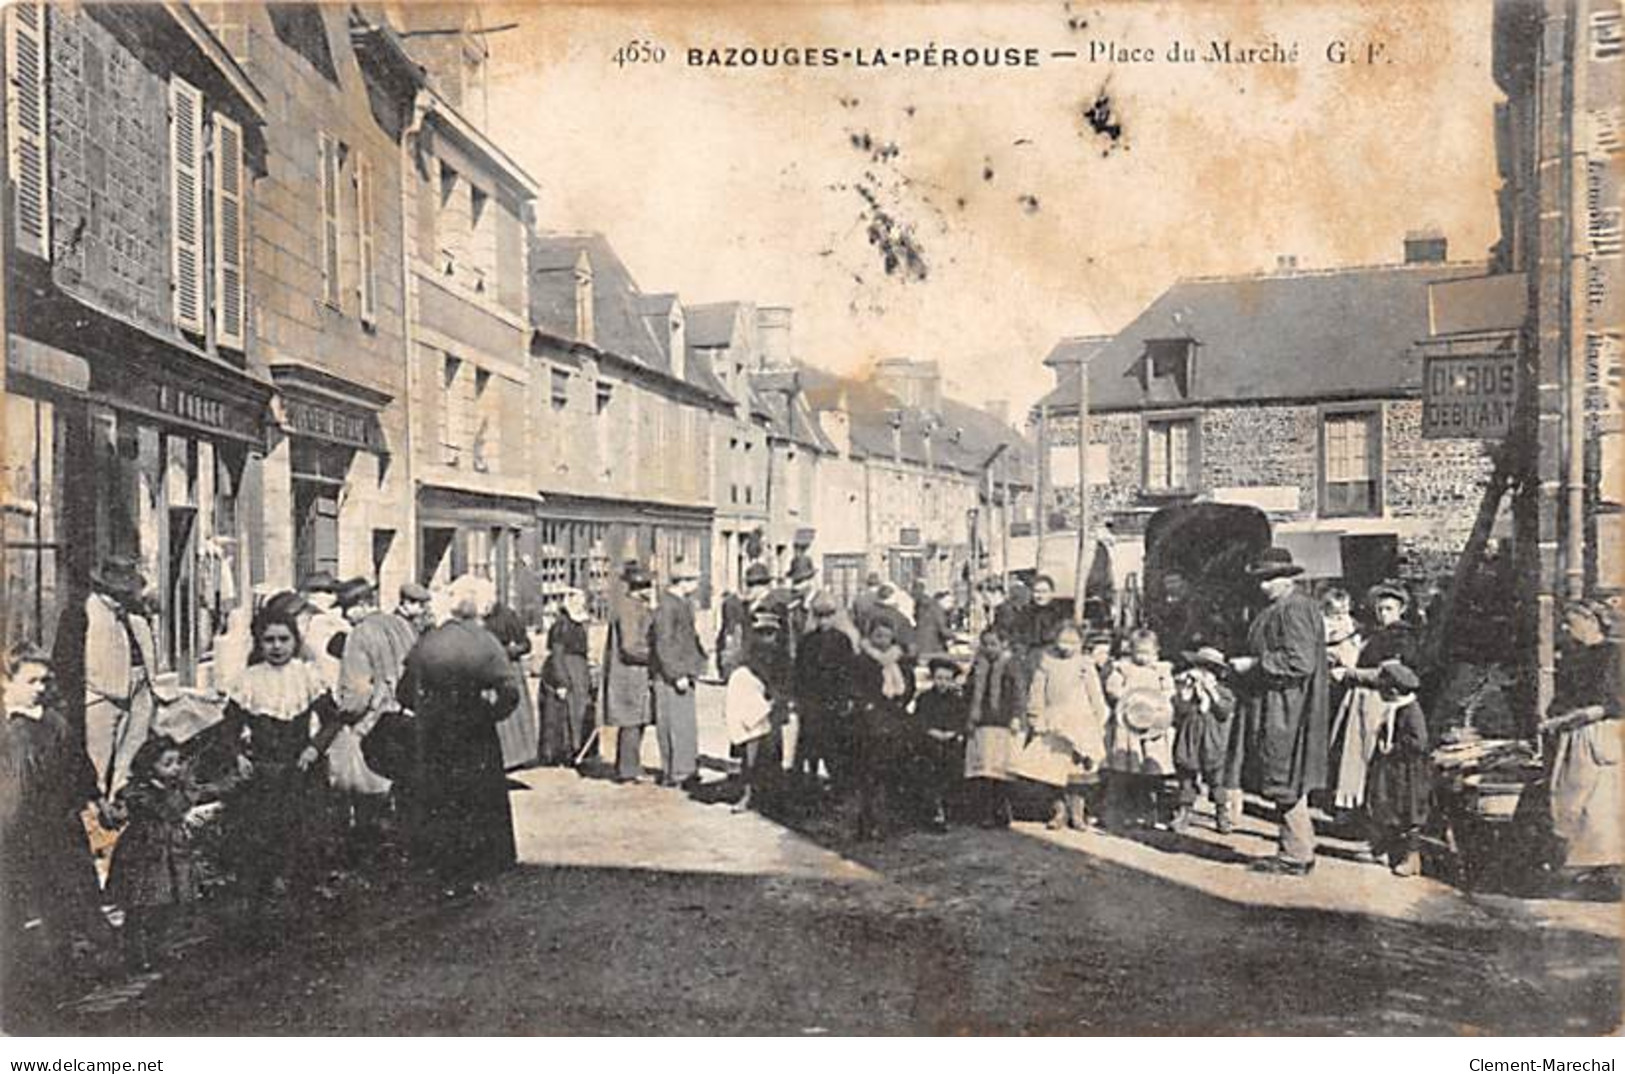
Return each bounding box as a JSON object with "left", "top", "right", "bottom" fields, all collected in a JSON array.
[{"left": 613, "top": 40, "right": 666, "bottom": 66}]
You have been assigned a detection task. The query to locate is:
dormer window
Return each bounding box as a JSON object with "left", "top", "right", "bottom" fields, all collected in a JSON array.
[{"left": 1141, "top": 338, "right": 1194, "bottom": 401}]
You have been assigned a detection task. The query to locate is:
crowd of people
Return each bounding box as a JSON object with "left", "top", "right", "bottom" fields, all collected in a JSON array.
[
  {"left": 3, "top": 541, "right": 1618, "bottom": 1005},
  {"left": 683, "top": 547, "right": 1441, "bottom": 876},
  {"left": 1, "top": 557, "right": 530, "bottom": 999}
]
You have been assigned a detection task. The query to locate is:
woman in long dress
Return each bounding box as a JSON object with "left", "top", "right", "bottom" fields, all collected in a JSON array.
[
  {"left": 397, "top": 576, "right": 519, "bottom": 895},
  {"left": 539, "top": 591, "right": 592, "bottom": 766},
  {"left": 486, "top": 600, "right": 538, "bottom": 770}
]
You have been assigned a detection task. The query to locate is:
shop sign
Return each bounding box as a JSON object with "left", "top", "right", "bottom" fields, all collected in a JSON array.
[
  {"left": 133, "top": 379, "right": 264, "bottom": 441},
  {"left": 284, "top": 396, "right": 382, "bottom": 450},
  {"left": 1422, "top": 354, "right": 1517, "bottom": 439}
]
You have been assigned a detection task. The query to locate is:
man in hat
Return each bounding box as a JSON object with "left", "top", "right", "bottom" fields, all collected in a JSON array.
[
  {"left": 716, "top": 563, "right": 773, "bottom": 681},
  {"left": 852, "top": 572, "right": 885, "bottom": 639},
  {"left": 300, "top": 571, "right": 348, "bottom": 688},
  {"left": 396, "top": 582, "right": 434, "bottom": 635},
  {"left": 1228, "top": 547, "right": 1331, "bottom": 875},
  {"left": 604, "top": 563, "right": 657, "bottom": 783},
  {"left": 334, "top": 580, "right": 421, "bottom": 854},
  {"left": 650, "top": 563, "right": 707, "bottom": 789},
  {"left": 51, "top": 554, "right": 160, "bottom": 797}
]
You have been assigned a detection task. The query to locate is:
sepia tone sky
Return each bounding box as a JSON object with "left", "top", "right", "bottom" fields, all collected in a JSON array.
[{"left": 481, "top": 1, "right": 1501, "bottom": 414}]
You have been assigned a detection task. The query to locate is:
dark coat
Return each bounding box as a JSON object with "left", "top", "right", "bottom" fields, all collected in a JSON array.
[
  {"left": 914, "top": 598, "right": 951, "bottom": 657},
  {"left": 540, "top": 616, "right": 591, "bottom": 764},
  {"left": 716, "top": 593, "right": 751, "bottom": 677},
  {"left": 650, "top": 591, "right": 706, "bottom": 684},
  {"left": 107, "top": 776, "right": 199, "bottom": 908},
  {"left": 0, "top": 705, "right": 102, "bottom": 934},
  {"left": 602, "top": 594, "right": 654, "bottom": 729},
  {"left": 397, "top": 618, "right": 520, "bottom": 884},
  {"left": 1366, "top": 697, "right": 1431, "bottom": 833},
  {"left": 1173, "top": 677, "right": 1242, "bottom": 789},
  {"left": 1239, "top": 590, "right": 1331, "bottom": 804}
]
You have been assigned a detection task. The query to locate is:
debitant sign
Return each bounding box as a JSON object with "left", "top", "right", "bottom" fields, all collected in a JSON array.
[{"left": 1422, "top": 354, "right": 1517, "bottom": 439}]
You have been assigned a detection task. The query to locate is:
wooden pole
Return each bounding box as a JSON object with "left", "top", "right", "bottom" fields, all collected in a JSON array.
[
  {"left": 1073, "top": 359, "right": 1090, "bottom": 625},
  {"left": 1035, "top": 404, "right": 1049, "bottom": 575}
]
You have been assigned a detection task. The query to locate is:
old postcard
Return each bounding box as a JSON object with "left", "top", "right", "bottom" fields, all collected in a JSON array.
[{"left": 0, "top": 0, "right": 1620, "bottom": 1039}]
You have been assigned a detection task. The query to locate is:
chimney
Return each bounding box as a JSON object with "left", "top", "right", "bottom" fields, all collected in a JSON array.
[
  {"left": 1404, "top": 229, "right": 1448, "bottom": 264},
  {"left": 1275, "top": 254, "right": 1299, "bottom": 272},
  {"left": 756, "top": 307, "right": 793, "bottom": 370},
  {"left": 886, "top": 408, "right": 903, "bottom": 462},
  {"left": 873, "top": 358, "right": 942, "bottom": 413}
]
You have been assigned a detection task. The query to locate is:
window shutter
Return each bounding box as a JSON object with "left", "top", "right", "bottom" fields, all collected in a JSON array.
[
  {"left": 6, "top": 4, "right": 49, "bottom": 259},
  {"left": 356, "top": 153, "right": 376, "bottom": 324},
  {"left": 169, "top": 77, "right": 205, "bottom": 333},
  {"left": 319, "top": 131, "right": 340, "bottom": 306},
  {"left": 212, "top": 113, "right": 245, "bottom": 350}
]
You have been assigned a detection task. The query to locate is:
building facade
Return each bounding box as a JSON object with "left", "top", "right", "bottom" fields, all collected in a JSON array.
[
  {"left": 529, "top": 232, "right": 726, "bottom": 622},
  {"left": 198, "top": 3, "right": 415, "bottom": 598},
  {"left": 1036, "top": 246, "right": 1500, "bottom": 601},
  {"left": 4, "top": 3, "right": 269, "bottom": 687}
]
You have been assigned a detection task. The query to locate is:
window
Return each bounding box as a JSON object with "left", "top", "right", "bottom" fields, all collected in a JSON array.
[
  {"left": 1321, "top": 409, "right": 1382, "bottom": 517},
  {"left": 212, "top": 112, "right": 245, "bottom": 349},
  {"left": 5, "top": 3, "right": 49, "bottom": 259},
  {"left": 356, "top": 152, "right": 377, "bottom": 325},
  {"left": 319, "top": 132, "right": 342, "bottom": 307},
  {"left": 550, "top": 367, "right": 570, "bottom": 410},
  {"left": 1593, "top": 6, "right": 1622, "bottom": 61},
  {"left": 1141, "top": 339, "right": 1193, "bottom": 400},
  {"left": 595, "top": 380, "right": 613, "bottom": 414},
  {"left": 440, "top": 356, "right": 463, "bottom": 465},
  {"left": 170, "top": 78, "right": 205, "bottom": 333},
  {"left": 1144, "top": 416, "right": 1197, "bottom": 492}
]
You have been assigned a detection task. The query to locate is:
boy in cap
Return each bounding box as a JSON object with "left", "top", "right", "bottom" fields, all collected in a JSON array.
[{"left": 1363, "top": 662, "right": 1429, "bottom": 877}]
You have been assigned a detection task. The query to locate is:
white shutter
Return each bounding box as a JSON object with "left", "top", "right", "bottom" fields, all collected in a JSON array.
[
  {"left": 169, "top": 77, "right": 205, "bottom": 333},
  {"left": 212, "top": 112, "right": 245, "bottom": 350},
  {"left": 6, "top": 4, "right": 49, "bottom": 259},
  {"left": 319, "top": 131, "right": 340, "bottom": 306},
  {"left": 356, "top": 152, "right": 376, "bottom": 324}
]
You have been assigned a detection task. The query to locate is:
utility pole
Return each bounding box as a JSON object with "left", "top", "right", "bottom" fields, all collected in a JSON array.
[
  {"left": 1072, "top": 357, "right": 1090, "bottom": 625},
  {"left": 1035, "top": 403, "right": 1048, "bottom": 576}
]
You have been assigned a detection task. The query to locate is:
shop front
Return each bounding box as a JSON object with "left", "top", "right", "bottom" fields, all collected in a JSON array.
[
  {"left": 271, "top": 364, "right": 402, "bottom": 594},
  {"left": 417, "top": 485, "right": 539, "bottom": 608},
  {"left": 534, "top": 493, "right": 713, "bottom": 623},
  {"left": 3, "top": 330, "right": 270, "bottom": 688}
]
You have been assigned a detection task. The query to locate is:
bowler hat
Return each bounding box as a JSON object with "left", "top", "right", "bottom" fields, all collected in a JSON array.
[
  {"left": 300, "top": 571, "right": 339, "bottom": 594},
  {"left": 744, "top": 563, "right": 772, "bottom": 588},
  {"left": 1245, "top": 547, "right": 1304, "bottom": 579},
  {"left": 398, "top": 581, "right": 432, "bottom": 604},
  {"left": 623, "top": 565, "right": 653, "bottom": 591},
  {"left": 335, "top": 576, "right": 376, "bottom": 609},
  {"left": 92, "top": 554, "right": 147, "bottom": 598}
]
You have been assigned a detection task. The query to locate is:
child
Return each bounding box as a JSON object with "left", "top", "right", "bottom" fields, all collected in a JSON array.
[
  {"left": 964, "top": 630, "right": 1022, "bottom": 828},
  {"left": 107, "top": 735, "right": 203, "bottom": 969},
  {"left": 913, "top": 657, "right": 967, "bottom": 832},
  {"left": 1019, "top": 623, "right": 1109, "bottom": 830},
  {"left": 850, "top": 619, "right": 915, "bottom": 841},
  {"left": 724, "top": 615, "right": 782, "bottom": 814},
  {"left": 1364, "top": 662, "right": 1431, "bottom": 877},
  {"left": 1322, "top": 588, "right": 1364, "bottom": 673},
  {"left": 1105, "top": 628, "right": 1177, "bottom": 829},
  {"left": 1172, "top": 647, "right": 1241, "bottom": 833}
]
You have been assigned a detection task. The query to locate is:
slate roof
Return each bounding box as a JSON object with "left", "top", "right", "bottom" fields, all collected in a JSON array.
[
  {"left": 1036, "top": 261, "right": 1487, "bottom": 414},
  {"left": 799, "top": 365, "right": 1033, "bottom": 486},
  {"left": 529, "top": 233, "right": 731, "bottom": 404},
  {"left": 749, "top": 371, "right": 837, "bottom": 453},
  {"left": 685, "top": 302, "right": 745, "bottom": 349}
]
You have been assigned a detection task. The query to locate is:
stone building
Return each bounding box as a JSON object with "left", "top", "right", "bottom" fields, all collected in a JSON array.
[
  {"left": 196, "top": 3, "right": 415, "bottom": 597},
  {"left": 355, "top": 13, "right": 539, "bottom": 603},
  {"left": 528, "top": 232, "right": 730, "bottom": 621},
  {"left": 1035, "top": 244, "right": 1501, "bottom": 599},
  {"left": 3, "top": 3, "right": 268, "bottom": 684}
]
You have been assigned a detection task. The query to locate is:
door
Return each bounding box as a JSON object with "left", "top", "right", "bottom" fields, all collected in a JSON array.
[{"left": 293, "top": 481, "right": 340, "bottom": 584}]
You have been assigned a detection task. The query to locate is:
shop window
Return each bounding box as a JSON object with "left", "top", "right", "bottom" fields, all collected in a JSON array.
[{"left": 2, "top": 393, "right": 65, "bottom": 648}]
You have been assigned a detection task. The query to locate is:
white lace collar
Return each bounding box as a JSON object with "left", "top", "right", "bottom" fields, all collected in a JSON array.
[{"left": 228, "top": 660, "right": 327, "bottom": 721}]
